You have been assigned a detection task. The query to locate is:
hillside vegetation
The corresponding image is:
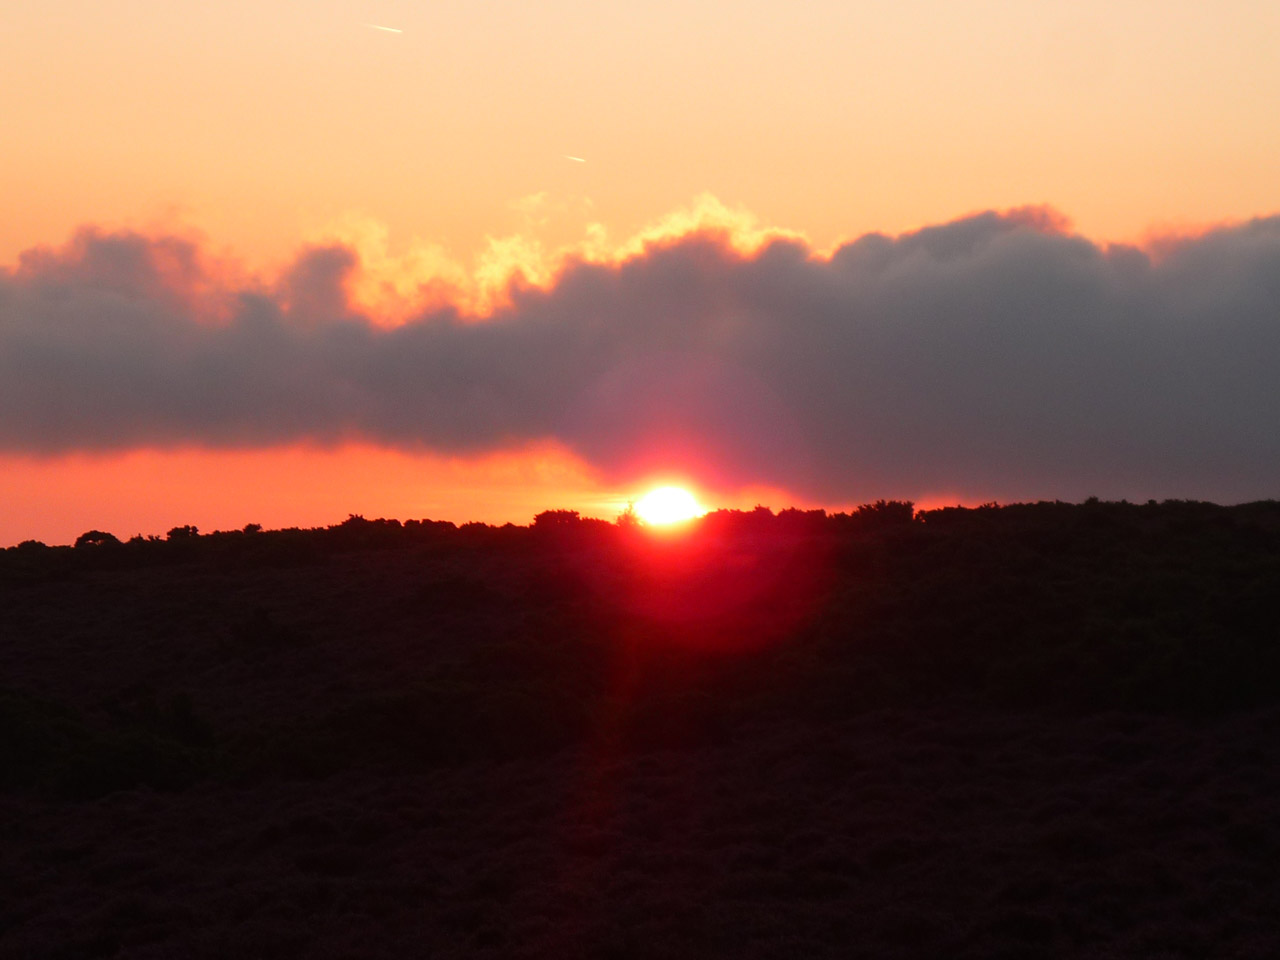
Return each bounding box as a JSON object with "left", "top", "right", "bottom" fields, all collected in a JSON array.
[{"left": 3, "top": 500, "right": 1279, "bottom": 958}]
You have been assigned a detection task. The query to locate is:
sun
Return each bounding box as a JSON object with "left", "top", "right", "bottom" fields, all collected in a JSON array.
[{"left": 633, "top": 486, "right": 703, "bottom": 526}]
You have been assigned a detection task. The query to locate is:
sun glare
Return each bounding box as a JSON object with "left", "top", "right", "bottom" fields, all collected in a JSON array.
[{"left": 634, "top": 486, "right": 703, "bottom": 526}]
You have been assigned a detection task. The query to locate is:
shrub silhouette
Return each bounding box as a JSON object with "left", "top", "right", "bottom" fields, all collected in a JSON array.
[
  {"left": 844, "top": 499, "right": 915, "bottom": 530},
  {"left": 533, "top": 509, "right": 581, "bottom": 528},
  {"left": 73, "top": 530, "right": 120, "bottom": 548},
  {"left": 615, "top": 503, "right": 641, "bottom": 529}
]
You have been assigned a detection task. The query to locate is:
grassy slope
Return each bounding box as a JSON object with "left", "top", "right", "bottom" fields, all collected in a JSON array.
[{"left": 2, "top": 501, "right": 1279, "bottom": 958}]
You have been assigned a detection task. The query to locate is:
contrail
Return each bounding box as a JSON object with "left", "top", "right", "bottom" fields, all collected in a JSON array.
[
  {"left": 365, "top": 23, "right": 403, "bottom": 33},
  {"left": 564, "top": 155, "right": 586, "bottom": 163}
]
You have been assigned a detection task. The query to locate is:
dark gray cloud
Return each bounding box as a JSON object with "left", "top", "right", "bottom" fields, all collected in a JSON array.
[{"left": 3, "top": 211, "right": 1279, "bottom": 503}]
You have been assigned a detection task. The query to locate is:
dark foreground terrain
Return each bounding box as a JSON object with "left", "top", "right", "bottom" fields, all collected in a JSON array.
[{"left": 3, "top": 500, "right": 1280, "bottom": 958}]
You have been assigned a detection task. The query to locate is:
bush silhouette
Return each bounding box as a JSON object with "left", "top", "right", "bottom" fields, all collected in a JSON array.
[{"left": 533, "top": 509, "right": 581, "bottom": 528}]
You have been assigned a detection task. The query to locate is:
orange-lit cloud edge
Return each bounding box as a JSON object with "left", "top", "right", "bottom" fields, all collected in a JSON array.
[
  {"left": 1, "top": 195, "right": 1270, "bottom": 547},
  {"left": 0, "top": 196, "right": 824, "bottom": 545},
  {"left": 12, "top": 193, "right": 1240, "bottom": 324},
  {"left": 300, "top": 193, "right": 812, "bottom": 321}
]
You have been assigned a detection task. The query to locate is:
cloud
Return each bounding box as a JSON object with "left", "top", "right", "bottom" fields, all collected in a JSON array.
[{"left": 3, "top": 207, "right": 1280, "bottom": 504}]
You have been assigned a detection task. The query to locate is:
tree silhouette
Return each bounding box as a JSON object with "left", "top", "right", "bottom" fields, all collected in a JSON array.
[{"left": 533, "top": 509, "right": 581, "bottom": 529}]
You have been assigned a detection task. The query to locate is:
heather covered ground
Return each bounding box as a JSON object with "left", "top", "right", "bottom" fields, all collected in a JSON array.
[{"left": 3, "top": 500, "right": 1279, "bottom": 958}]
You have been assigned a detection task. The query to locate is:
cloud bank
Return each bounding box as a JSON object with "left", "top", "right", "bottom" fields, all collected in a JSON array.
[{"left": 3, "top": 208, "right": 1279, "bottom": 504}]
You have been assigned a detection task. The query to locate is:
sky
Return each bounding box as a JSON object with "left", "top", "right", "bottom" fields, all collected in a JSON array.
[{"left": 3, "top": 0, "right": 1279, "bottom": 545}]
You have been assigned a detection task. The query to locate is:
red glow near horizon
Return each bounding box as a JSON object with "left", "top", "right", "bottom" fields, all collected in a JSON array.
[{"left": 600, "top": 511, "right": 835, "bottom": 654}]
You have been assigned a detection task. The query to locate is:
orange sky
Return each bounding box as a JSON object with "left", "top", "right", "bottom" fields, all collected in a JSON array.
[
  {"left": 6, "top": 0, "right": 1279, "bottom": 268},
  {"left": 0, "top": 443, "right": 814, "bottom": 547},
  {"left": 3, "top": 1, "right": 1278, "bottom": 544}
]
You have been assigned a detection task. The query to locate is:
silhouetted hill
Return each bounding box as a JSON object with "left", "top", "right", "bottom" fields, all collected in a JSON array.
[{"left": 3, "top": 500, "right": 1279, "bottom": 958}]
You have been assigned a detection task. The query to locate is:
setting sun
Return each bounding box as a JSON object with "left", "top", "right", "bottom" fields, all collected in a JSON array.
[{"left": 634, "top": 486, "right": 704, "bottom": 526}]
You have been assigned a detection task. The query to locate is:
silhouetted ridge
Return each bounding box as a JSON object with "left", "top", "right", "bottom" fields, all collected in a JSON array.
[{"left": 4, "top": 499, "right": 1280, "bottom": 957}]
